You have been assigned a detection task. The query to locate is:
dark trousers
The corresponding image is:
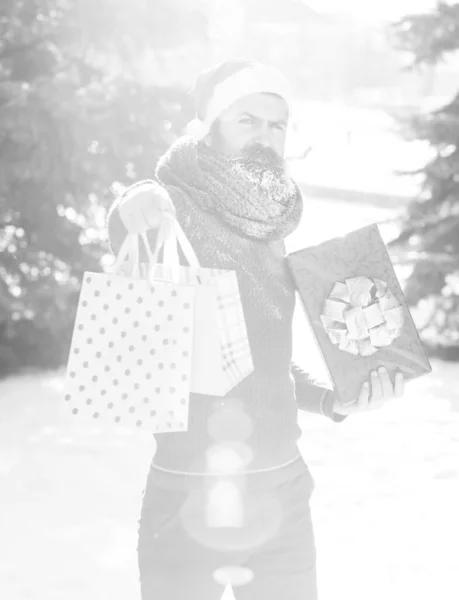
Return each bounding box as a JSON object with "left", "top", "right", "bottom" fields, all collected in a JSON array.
[{"left": 137, "top": 464, "right": 317, "bottom": 600}]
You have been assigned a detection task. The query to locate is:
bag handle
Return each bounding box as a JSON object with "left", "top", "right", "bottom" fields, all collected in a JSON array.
[
  {"left": 162, "top": 213, "right": 201, "bottom": 269},
  {"left": 111, "top": 235, "right": 139, "bottom": 276},
  {"left": 111, "top": 229, "right": 163, "bottom": 277},
  {"left": 111, "top": 213, "right": 201, "bottom": 282}
]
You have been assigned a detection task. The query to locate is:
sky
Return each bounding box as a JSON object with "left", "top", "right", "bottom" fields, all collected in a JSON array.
[{"left": 305, "top": 0, "right": 438, "bottom": 21}]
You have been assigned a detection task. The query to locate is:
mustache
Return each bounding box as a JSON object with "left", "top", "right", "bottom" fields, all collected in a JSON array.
[
  {"left": 239, "top": 144, "right": 284, "bottom": 169},
  {"left": 228, "top": 143, "right": 294, "bottom": 198}
]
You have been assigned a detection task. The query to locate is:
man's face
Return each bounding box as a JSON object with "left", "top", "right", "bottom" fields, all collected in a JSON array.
[
  {"left": 211, "top": 92, "right": 289, "bottom": 159},
  {"left": 205, "top": 93, "right": 295, "bottom": 203}
]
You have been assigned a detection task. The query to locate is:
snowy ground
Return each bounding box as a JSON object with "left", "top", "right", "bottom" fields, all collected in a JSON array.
[{"left": 0, "top": 196, "right": 458, "bottom": 600}]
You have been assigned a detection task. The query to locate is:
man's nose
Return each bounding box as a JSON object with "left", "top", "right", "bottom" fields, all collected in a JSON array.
[
  {"left": 256, "top": 138, "right": 272, "bottom": 149},
  {"left": 253, "top": 127, "right": 273, "bottom": 148}
]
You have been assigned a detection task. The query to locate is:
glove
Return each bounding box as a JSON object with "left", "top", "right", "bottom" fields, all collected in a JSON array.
[{"left": 117, "top": 180, "right": 175, "bottom": 235}]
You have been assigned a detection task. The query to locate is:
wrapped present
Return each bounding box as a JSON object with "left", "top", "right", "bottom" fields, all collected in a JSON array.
[{"left": 287, "top": 224, "right": 432, "bottom": 407}]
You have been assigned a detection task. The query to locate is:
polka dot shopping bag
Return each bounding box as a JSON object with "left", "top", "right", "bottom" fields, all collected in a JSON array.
[{"left": 64, "top": 232, "right": 195, "bottom": 434}]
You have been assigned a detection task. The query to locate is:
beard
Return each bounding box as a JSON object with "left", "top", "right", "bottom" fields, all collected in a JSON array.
[{"left": 227, "top": 144, "right": 297, "bottom": 205}]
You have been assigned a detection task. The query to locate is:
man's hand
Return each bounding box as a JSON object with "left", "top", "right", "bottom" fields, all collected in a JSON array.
[
  {"left": 333, "top": 367, "right": 405, "bottom": 416},
  {"left": 118, "top": 181, "right": 175, "bottom": 235}
]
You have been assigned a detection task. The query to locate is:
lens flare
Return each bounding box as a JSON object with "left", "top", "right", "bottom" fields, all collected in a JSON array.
[
  {"left": 207, "top": 401, "right": 253, "bottom": 443},
  {"left": 213, "top": 565, "right": 254, "bottom": 587},
  {"left": 206, "top": 480, "right": 244, "bottom": 528},
  {"left": 206, "top": 442, "right": 253, "bottom": 473}
]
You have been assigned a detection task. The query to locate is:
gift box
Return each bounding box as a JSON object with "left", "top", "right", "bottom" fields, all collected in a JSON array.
[{"left": 287, "top": 224, "right": 432, "bottom": 407}]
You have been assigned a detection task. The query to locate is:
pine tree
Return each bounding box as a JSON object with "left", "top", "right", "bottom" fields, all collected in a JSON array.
[
  {"left": 0, "top": 0, "right": 205, "bottom": 375},
  {"left": 389, "top": 2, "right": 459, "bottom": 355}
]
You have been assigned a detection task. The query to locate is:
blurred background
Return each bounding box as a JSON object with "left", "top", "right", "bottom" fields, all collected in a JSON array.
[{"left": 0, "top": 1, "right": 458, "bottom": 599}]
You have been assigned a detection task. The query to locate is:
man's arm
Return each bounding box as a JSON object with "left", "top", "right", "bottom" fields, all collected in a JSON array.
[{"left": 291, "top": 363, "right": 347, "bottom": 423}]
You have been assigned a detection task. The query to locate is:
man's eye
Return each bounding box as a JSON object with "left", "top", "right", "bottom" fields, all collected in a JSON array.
[
  {"left": 272, "top": 123, "right": 286, "bottom": 131},
  {"left": 239, "top": 118, "right": 254, "bottom": 125}
]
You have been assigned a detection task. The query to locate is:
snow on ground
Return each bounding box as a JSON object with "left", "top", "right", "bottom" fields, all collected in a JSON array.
[
  {"left": 0, "top": 196, "right": 457, "bottom": 599},
  {"left": 303, "top": 362, "right": 459, "bottom": 600}
]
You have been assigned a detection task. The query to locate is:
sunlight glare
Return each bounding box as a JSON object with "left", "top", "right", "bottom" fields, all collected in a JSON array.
[{"left": 206, "top": 480, "right": 244, "bottom": 528}]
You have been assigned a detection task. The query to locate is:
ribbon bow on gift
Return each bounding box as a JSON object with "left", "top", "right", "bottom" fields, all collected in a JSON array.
[{"left": 320, "top": 276, "right": 405, "bottom": 357}]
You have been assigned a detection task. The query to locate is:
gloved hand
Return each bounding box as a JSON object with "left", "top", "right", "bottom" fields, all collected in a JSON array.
[
  {"left": 333, "top": 367, "right": 405, "bottom": 416},
  {"left": 118, "top": 180, "right": 175, "bottom": 235}
]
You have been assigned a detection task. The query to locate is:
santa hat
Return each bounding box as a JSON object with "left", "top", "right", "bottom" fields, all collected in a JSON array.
[{"left": 186, "top": 59, "right": 293, "bottom": 140}]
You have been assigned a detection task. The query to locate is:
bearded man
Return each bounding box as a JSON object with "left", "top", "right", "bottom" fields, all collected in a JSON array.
[{"left": 107, "top": 59, "right": 405, "bottom": 600}]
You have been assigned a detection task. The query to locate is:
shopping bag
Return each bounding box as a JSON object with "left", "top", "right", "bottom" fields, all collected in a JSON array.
[
  {"left": 63, "top": 232, "right": 195, "bottom": 434},
  {"left": 160, "top": 217, "right": 254, "bottom": 396},
  {"left": 138, "top": 215, "right": 254, "bottom": 397}
]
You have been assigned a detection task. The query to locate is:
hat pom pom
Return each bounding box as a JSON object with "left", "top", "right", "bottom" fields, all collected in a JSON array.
[{"left": 186, "top": 118, "right": 209, "bottom": 140}]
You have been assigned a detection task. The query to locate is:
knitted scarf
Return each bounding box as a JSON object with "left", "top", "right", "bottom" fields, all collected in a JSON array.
[{"left": 155, "top": 136, "right": 303, "bottom": 241}]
